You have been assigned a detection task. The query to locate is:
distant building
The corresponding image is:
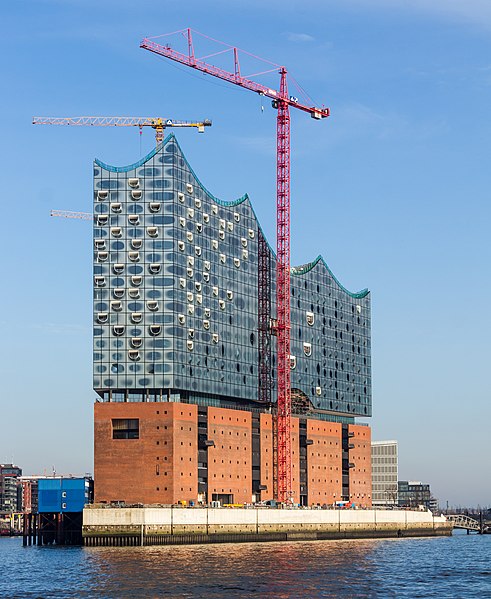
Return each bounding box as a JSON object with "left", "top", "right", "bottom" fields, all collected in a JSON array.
[
  {"left": 371, "top": 441, "right": 398, "bottom": 507},
  {"left": 398, "top": 480, "right": 434, "bottom": 510},
  {"left": 0, "top": 464, "right": 22, "bottom": 512}
]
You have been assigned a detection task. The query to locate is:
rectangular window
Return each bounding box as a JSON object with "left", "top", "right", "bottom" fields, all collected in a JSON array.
[{"left": 112, "top": 419, "right": 139, "bottom": 439}]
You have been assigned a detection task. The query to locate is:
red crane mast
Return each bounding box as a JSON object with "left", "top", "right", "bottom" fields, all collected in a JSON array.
[{"left": 141, "top": 29, "right": 329, "bottom": 503}]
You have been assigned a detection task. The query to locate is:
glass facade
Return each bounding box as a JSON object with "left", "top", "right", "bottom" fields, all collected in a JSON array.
[{"left": 93, "top": 135, "right": 372, "bottom": 422}]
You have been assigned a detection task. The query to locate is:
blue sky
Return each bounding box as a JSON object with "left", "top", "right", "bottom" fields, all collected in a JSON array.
[{"left": 1, "top": 0, "right": 490, "bottom": 507}]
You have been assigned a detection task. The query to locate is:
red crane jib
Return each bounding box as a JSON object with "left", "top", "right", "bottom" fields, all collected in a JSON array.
[
  {"left": 140, "top": 38, "right": 329, "bottom": 119},
  {"left": 141, "top": 30, "right": 329, "bottom": 503}
]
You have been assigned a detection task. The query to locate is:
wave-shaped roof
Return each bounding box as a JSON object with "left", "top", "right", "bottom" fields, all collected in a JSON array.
[{"left": 95, "top": 134, "right": 369, "bottom": 299}]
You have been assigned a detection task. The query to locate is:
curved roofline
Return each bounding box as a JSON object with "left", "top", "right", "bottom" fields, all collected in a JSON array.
[
  {"left": 95, "top": 135, "right": 368, "bottom": 299},
  {"left": 292, "top": 255, "right": 369, "bottom": 299}
]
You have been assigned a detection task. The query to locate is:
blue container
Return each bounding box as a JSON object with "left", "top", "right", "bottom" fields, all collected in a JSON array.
[{"left": 38, "top": 478, "right": 91, "bottom": 513}]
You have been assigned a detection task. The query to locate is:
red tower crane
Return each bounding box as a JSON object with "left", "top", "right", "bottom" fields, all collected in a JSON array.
[{"left": 141, "top": 29, "right": 330, "bottom": 503}]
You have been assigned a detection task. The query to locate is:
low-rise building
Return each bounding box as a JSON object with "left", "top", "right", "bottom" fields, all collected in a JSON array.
[{"left": 398, "top": 480, "right": 434, "bottom": 510}]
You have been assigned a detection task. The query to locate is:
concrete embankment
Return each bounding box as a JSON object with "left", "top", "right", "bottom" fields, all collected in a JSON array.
[{"left": 82, "top": 507, "right": 452, "bottom": 547}]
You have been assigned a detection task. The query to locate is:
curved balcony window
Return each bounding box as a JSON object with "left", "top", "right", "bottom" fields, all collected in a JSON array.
[
  {"left": 188, "top": 305, "right": 194, "bottom": 315},
  {"left": 212, "top": 240, "right": 218, "bottom": 250},
  {"left": 219, "top": 299, "right": 225, "bottom": 310},
  {"left": 204, "top": 308, "right": 211, "bottom": 317},
  {"left": 306, "top": 311, "right": 315, "bottom": 326},
  {"left": 315, "top": 386, "right": 322, "bottom": 396},
  {"left": 128, "top": 350, "right": 140, "bottom": 361},
  {"left": 242, "top": 250, "right": 248, "bottom": 260},
  {"left": 303, "top": 342, "right": 312, "bottom": 357},
  {"left": 195, "top": 246, "right": 201, "bottom": 256},
  {"left": 211, "top": 204, "right": 218, "bottom": 215},
  {"left": 196, "top": 294, "right": 202, "bottom": 305},
  {"left": 111, "top": 227, "right": 122, "bottom": 238},
  {"left": 110, "top": 203, "right": 122, "bottom": 213},
  {"left": 128, "top": 215, "right": 140, "bottom": 226},
  {"left": 147, "top": 300, "right": 159, "bottom": 311},
  {"left": 234, "top": 212, "right": 240, "bottom": 222},
  {"left": 178, "top": 192, "right": 185, "bottom": 203},
  {"left": 113, "top": 325, "right": 125, "bottom": 336},
  {"left": 187, "top": 340, "right": 194, "bottom": 351},
  {"left": 147, "top": 226, "right": 158, "bottom": 238},
  {"left": 130, "top": 190, "right": 142, "bottom": 200},
  {"left": 94, "top": 239, "right": 106, "bottom": 250},
  {"left": 94, "top": 276, "right": 106, "bottom": 287},
  {"left": 187, "top": 256, "right": 194, "bottom": 266},
  {"left": 196, "top": 223, "right": 202, "bottom": 233},
  {"left": 204, "top": 261, "right": 211, "bottom": 271},
  {"left": 187, "top": 268, "right": 193, "bottom": 278},
  {"left": 227, "top": 221, "right": 233, "bottom": 232},
  {"left": 113, "top": 264, "right": 125, "bottom": 274},
  {"left": 226, "top": 290, "right": 233, "bottom": 300},
  {"left": 219, "top": 219, "right": 225, "bottom": 230},
  {"left": 178, "top": 314, "right": 186, "bottom": 325},
  {"left": 110, "top": 300, "right": 122, "bottom": 312},
  {"left": 128, "top": 178, "right": 140, "bottom": 189},
  {"left": 234, "top": 258, "right": 240, "bottom": 268},
  {"left": 129, "top": 251, "right": 140, "bottom": 262},
  {"left": 113, "top": 288, "right": 125, "bottom": 299},
  {"left": 289, "top": 355, "right": 296, "bottom": 370},
  {"left": 131, "top": 312, "right": 143, "bottom": 324},
  {"left": 188, "top": 328, "right": 195, "bottom": 339},
  {"left": 186, "top": 231, "right": 193, "bottom": 242},
  {"left": 97, "top": 190, "right": 109, "bottom": 200},
  {"left": 212, "top": 286, "right": 219, "bottom": 297},
  {"left": 203, "top": 213, "right": 209, "bottom": 223},
  {"left": 149, "top": 202, "right": 161, "bottom": 213},
  {"left": 212, "top": 333, "right": 219, "bottom": 344},
  {"left": 187, "top": 292, "right": 193, "bottom": 303},
  {"left": 131, "top": 338, "right": 143, "bottom": 349},
  {"left": 187, "top": 208, "right": 194, "bottom": 219},
  {"left": 178, "top": 241, "right": 185, "bottom": 251},
  {"left": 131, "top": 275, "right": 142, "bottom": 286},
  {"left": 248, "top": 228, "right": 255, "bottom": 239},
  {"left": 97, "top": 251, "right": 108, "bottom": 262},
  {"left": 186, "top": 183, "right": 194, "bottom": 194},
  {"left": 131, "top": 239, "right": 142, "bottom": 250},
  {"left": 97, "top": 215, "right": 108, "bottom": 226},
  {"left": 219, "top": 230, "right": 225, "bottom": 240},
  {"left": 203, "top": 320, "right": 210, "bottom": 330},
  {"left": 241, "top": 237, "right": 248, "bottom": 248},
  {"left": 149, "top": 325, "right": 161, "bottom": 336},
  {"left": 203, "top": 272, "right": 209, "bottom": 282},
  {"left": 179, "top": 217, "right": 186, "bottom": 228},
  {"left": 149, "top": 263, "right": 161, "bottom": 274},
  {"left": 220, "top": 254, "right": 226, "bottom": 264},
  {"left": 179, "top": 278, "right": 186, "bottom": 289},
  {"left": 97, "top": 312, "right": 108, "bottom": 324},
  {"left": 195, "top": 198, "right": 201, "bottom": 208},
  {"left": 195, "top": 282, "right": 202, "bottom": 292},
  {"left": 128, "top": 287, "right": 140, "bottom": 299}
]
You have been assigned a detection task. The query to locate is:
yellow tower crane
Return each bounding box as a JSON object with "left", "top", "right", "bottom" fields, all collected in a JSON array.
[{"left": 32, "top": 116, "right": 212, "bottom": 144}]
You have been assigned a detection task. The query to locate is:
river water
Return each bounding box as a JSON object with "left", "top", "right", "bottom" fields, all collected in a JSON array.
[{"left": 1, "top": 532, "right": 490, "bottom": 598}]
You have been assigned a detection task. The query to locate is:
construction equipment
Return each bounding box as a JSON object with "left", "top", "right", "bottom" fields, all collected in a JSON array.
[
  {"left": 50, "top": 210, "right": 91, "bottom": 220},
  {"left": 141, "top": 29, "right": 330, "bottom": 503},
  {"left": 33, "top": 116, "right": 212, "bottom": 145}
]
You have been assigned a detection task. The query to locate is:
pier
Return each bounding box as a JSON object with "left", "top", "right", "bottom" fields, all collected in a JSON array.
[{"left": 83, "top": 506, "right": 452, "bottom": 547}]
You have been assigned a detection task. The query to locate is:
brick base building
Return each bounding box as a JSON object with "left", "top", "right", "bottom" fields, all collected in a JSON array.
[{"left": 94, "top": 403, "right": 371, "bottom": 507}]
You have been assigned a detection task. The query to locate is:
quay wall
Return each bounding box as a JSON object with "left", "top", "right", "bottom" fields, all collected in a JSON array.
[{"left": 83, "top": 507, "right": 452, "bottom": 546}]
